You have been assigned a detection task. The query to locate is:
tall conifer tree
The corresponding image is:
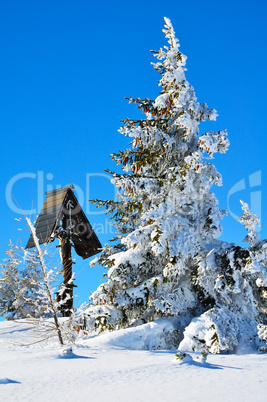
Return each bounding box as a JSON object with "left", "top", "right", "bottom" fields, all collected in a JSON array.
[
  {"left": 86, "top": 18, "right": 267, "bottom": 353},
  {"left": 90, "top": 17, "right": 229, "bottom": 324}
]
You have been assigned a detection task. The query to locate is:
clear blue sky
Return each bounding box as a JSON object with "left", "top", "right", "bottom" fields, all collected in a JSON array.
[{"left": 0, "top": 0, "right": 266, "bottom": 313}]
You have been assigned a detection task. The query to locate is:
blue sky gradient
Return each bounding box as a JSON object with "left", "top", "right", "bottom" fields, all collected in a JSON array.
[{"left": 0, "top": 0, "right": 266, "bottom": 311}]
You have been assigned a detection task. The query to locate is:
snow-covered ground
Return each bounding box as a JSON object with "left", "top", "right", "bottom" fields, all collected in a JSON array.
[{"left": 0, "top": 320, "right": 266, "bottom": 402}]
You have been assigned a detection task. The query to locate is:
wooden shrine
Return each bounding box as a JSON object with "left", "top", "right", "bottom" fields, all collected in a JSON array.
[{"left": 26, "top": 185, "right": 101, "bottom": 317}]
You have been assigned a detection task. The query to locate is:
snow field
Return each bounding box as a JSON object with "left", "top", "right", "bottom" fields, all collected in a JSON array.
[{"left": 0, "top": 321, "right": 266, "bottom": 402}]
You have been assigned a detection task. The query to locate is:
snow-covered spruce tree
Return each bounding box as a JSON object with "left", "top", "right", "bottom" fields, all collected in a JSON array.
[
  {"left": 0, "top": 241, "right": 23, "bottom": 319},
  {"left": 84, "top": 18, "right": 266, "bottom": 352},
  {"left": 85, "top": 17, "right": 229, "bottom": 333},
  {"left": 0, "top": 241, "right": 51, "bottom": 320}
]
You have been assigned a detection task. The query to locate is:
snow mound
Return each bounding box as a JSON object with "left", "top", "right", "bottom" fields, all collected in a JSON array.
[
  {"left": 87, "top": 318, "right": 178, "bottom": 350},
  {"left": 59, "top": 347, "right": 74, "bottom": 358}
]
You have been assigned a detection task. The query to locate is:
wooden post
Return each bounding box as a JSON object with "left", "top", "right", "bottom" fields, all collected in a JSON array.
[{"left": 60, "top": 237, "right": 73, "bottom": 317}]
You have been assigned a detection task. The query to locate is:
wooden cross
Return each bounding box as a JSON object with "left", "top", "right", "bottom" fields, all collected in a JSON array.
[{"left": 26, "top": 185, "right": 101, "bottom": 316}]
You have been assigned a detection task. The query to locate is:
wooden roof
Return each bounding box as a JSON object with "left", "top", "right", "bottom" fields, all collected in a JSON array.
[{"left": 25, "top": 185, "right": 102, "bottom": 259}]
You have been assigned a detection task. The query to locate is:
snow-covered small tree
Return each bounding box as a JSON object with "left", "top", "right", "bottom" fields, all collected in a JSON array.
[
  {"left": 84, "top": 17, "right": 267, "bottom": 353},
  {"left": 0, "top": 225, "right": 81, "bottom": 346},
  {"left": 0, "top": 241, "right": 22, "bottom": 319},
  {"left": 0, "top": 241, "right": 50, "bottom": 320},
  {"left": 25, "top": 217, "right": 64, "bottom": 345}
]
